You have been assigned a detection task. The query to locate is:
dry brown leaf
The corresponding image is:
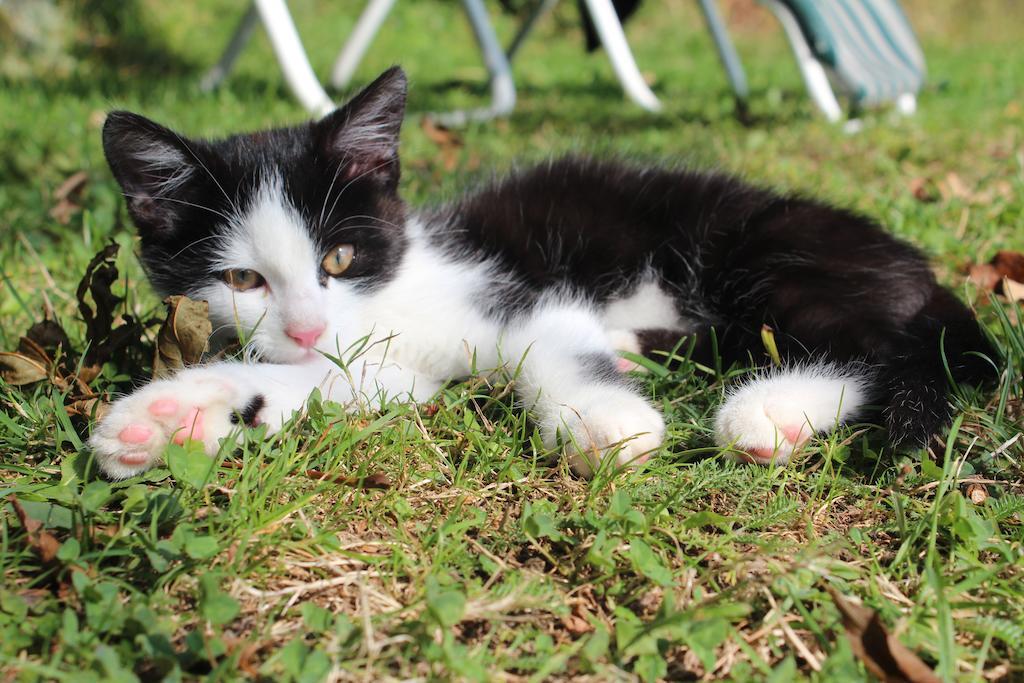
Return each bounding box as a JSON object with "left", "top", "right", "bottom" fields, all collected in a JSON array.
[
  {"left": 1003, "top": 278, "right": 1024, "bottom": 302},
  {"left": 305, "top": 468, "right": 391, "bottom": 490},
  {"left": 77, "top": 243, "right": 148, "bottom": 372},
  {"left": 0, "top": 352, "right": 49, "bottom": 385},
  {"left": 965, "top": 483, "right": 988, "bottom": 505},
  {"left": 152, "top": 295, "right": 212, "bottom": 378},
  {"left": 967, "top": 263, "right": 1001, "bottom": 291},
  {"left": 49, "top": 170, "right": 89, "bottom": 224},
  {"left": 66, "top": 397, "right": 109, "bottom": 421},
  {"left": 420, "top": 117, "right": 463, "bottom": 172},
  {"left": 991, "top": 251, "right": 1024, "bottom": 283},
  {"left": 8, "top": 495, "right": 62, "bottom": 563},
  {"left": 908, "top": 177, "right": 939, "bottom": 203},
  {"left": 966, "top": 251, "right": 1024, "bottom": 298},
  {"left": 828, "top": 586, "right": 941, "bottom": 683}
]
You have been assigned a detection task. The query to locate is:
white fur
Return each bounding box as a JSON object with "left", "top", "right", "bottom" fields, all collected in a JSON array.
[
  {"left": 714, "top": 363, "right": 871, "bottom": 465},
  {"left": 134, "top": 139, "right": 194, "bottom": 197},
  {"left": 602, "top": 278, "right": 684, "bottom": 330}
]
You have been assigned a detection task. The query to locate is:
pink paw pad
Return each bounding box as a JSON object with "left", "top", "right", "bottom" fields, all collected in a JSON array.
[
  {"left": 118, "top": 424, "right": 153, "bottom": 444},
  {"left": 148, "top": 398, "right": 179, "bottom": 417},
  {"left": 616, "top": 357, "right": 639, "bottom": 373},
  {"left": 780, "top": 424, "right": 810, "bottom": 447},
  {"left": 172, "top": 407, "right": 204, "bottom": 445},
  {"left": 118, "top": 452, "right": 150, "bottom": 466},
  {"left": 738, "top": 447, "right": 777, "bottom": 465}
]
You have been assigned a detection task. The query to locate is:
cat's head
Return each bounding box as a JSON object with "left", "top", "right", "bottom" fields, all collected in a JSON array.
[{"left": 102, "top": 67, "right": 409, "bottom": 363}]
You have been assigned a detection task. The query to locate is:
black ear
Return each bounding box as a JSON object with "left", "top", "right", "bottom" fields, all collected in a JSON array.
[
  {"left": 314, "top": 66, "right": 407, "bottom": 187},
  {"left": 102, "top": 111, "right": 203, "bottom": 237}
]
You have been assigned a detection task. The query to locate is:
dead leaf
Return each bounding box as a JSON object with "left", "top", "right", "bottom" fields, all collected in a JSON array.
[
  {"left": 990, "top": 251, "right": 1024, "bottom": 283},
  {"left": 908, "top": 177, "right": 939, "bottom": 203},
  {"left": 152, "top": 295, "right": 212, "bottom": 378},
  {"left": 561, "top": 614, "right": 593, "bottom": 635},
  {"left": 420, "top": 117, "right": 463, "bottom": 172},
  {"left": 49, "top": 170, "right": 88, "bottom": 224},
  {"left": 966, "top": 251, "right": 1024, "bottom": 298},
  {"left": 306, "top": 468, "right": 390, "bottom": 489},
  {"left": 967, "top": 263, "right": 1001, "bottom": 291},
  {"left": 0, "top": 352, "right": 49, "bottom": 385},
  {"left": 827, "top": 586, "right": 941, "bottom": 683},
  {"left": 66, "top": 397, "right": 109, "bottom": 421},
  {"left": 23, "top": 317, "right": 72, "bottom": 358},
  {"left": 76, "top": 242, "right": 148, "bottom": 373},
  {"left": 7, "top": 495, "right": 62, "bottom": 563},
  {"left": 965, "top": 483, "right": 988, "bottom": 505},
  {"left": 1003, "top": 278, "right": 1024, "bottom": 302}
]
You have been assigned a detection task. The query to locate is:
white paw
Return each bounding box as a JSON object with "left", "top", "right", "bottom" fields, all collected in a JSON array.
[
  {"left": 714, "top": 365, "right": 869, "bottom": 466},
  {"left": 547, "top": 388, "right": 665, "bottom": 477},
  {"left": 90, "top": 372, "right": 250, "bottom": 479}
]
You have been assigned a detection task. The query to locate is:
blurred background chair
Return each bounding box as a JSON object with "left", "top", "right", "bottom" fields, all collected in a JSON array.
[
  {"left": 761, "top": 0, "right": 926, "bottom": 122},
  {"left": 200, "top": 0, "right": 516, "bottom": 123},
  {"left": 201, "top": 0, "right": 925, "bottom": 124}
]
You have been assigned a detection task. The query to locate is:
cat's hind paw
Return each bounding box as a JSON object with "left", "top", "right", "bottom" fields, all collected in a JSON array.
[
  {"left": 551, "top": 388, "right": 665, "bottom": 477},
  {"left": 714, "top": 364, "right": 870, "bottom": 466},
  {"left": 90, "top": 373, "right": 256, "bottom": 479}
]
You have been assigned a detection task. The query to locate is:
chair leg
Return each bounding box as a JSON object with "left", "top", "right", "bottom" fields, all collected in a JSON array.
[
  {"left": 200, "top": 4, "right": 260, "bottom": 93},
  {"left": 330, "top": 0, "right": 397, "bottom": 90},
  {"left": 895, "top": 92, "right": 916, "bottom": 116},
  {"left": 253, "top": 0, "right": 335, "bottom": 117},
  {"left": 696, "top": 0, "right": 748, "bottom": 101},
  {"left": 579, "top": 0, "right": 661, "bottom": 112},
  {"left": 433, "top": 0, "right": 517, "bottom": 125},
  {"left": 763, "top": 0, "right": 842, "bottom": 122},
  {"left": 506, "top": 0, "right": 561, "bottom": 62}
]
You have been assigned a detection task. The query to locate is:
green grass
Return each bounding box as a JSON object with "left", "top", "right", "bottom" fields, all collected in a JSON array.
[{"left": 1, "top": 0, "right": 1023, "bottom": 680}]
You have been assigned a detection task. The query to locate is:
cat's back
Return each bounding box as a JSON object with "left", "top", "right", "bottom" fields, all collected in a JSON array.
[{"left": 426, "top": 156, "right": 774, "bottom": 296}]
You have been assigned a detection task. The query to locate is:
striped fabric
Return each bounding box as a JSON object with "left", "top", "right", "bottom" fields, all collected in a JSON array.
[{"left": 776, "top": 0, "right": 925, "bottom": 107}]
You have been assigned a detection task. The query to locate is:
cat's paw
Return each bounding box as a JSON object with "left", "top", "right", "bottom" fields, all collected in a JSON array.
[
  {"left": 549, "top": 388, "right": 665, "bottom": 477},
  {"left": 90, "top": 373, "right": 257, "bottom": 479},
  {"left": 714, "top": 365, "right": 869, "bottom": 466}
]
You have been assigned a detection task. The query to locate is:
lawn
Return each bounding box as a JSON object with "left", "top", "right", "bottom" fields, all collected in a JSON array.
[{"left": 1, "top": 0, "right": 1023, "bottom": 680}]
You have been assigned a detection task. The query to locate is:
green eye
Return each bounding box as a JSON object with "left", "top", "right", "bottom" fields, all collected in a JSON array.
[
  {"left": 322, "top": 244, "right": 355, "bottom": 276},
  {"left": 222, "top": 269, "right": 265, "bottom": 291}
]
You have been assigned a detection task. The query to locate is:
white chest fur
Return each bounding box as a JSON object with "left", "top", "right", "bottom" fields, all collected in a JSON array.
[{"left": 362, "top": 221, "right": 501, "bottom": 378}]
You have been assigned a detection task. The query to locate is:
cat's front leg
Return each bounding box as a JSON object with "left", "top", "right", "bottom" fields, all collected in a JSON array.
[
  {"left": 90, "top": 357, "right": 441, "bottom": 479},
  {"left": 502, "top": 306, "right": 665, "bottom": 477}
]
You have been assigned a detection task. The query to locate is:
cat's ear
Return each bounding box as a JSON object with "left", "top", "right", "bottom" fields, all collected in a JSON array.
[
  {"left": 102, "top": 111, "right": 203, "bottom": 237},
  {"left": 315, "top": 66, "right": 407, "bottom": 187}
]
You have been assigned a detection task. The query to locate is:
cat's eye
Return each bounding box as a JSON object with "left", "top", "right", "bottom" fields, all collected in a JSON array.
[
  {"left": 322, "top": 244, "right": 355, "bottom": 276},
  {"left": 222, "top": 268, "right": 265, "bottom": 291}
]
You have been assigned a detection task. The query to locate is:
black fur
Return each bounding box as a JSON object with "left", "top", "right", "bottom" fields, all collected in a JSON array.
[
  {"left": 231, "top": 394, "right": 266, "bottom": 428},
  {"left": 577, "top": 353, "right": 626, "bottom": 386},
  {"left": 428, "top": 157, "right": 996, "bottom": 446}
]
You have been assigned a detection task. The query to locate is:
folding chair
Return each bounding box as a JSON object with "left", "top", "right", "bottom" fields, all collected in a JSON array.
[
  {"left": 761, "top": 0, "right": 926, "bottom": 121},
  {"left": 200, "top": 0, "right": 516, "bottom": 123}
]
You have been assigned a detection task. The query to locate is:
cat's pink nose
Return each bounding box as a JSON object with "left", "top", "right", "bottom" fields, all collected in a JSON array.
[{"left": 286, "top": 324, "right": 325, "bottom": 349}]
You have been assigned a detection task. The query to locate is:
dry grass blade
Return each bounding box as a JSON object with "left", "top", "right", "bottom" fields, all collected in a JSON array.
[{"left": 827, "top": 586, "right": 941, "bottom": 683}]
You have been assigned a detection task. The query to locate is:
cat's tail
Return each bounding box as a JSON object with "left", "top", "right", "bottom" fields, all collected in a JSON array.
[{"left": 879, "top": 287, "right": 998, "bottom": 447}]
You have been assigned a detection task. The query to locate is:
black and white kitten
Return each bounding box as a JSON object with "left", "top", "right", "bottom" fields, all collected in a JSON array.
[{"left": 90, "top": 67, "right": 994, "bottom": 479}]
